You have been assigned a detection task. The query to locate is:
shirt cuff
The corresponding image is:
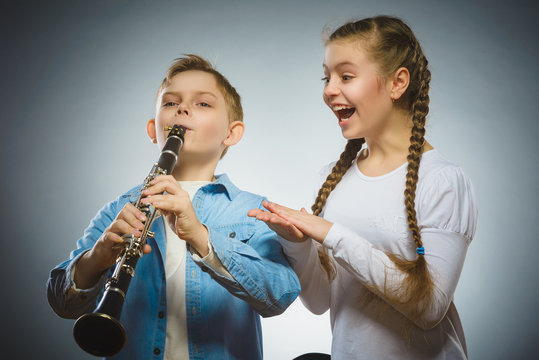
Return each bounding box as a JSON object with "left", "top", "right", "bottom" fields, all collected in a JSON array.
[
  {"left": 190, "top": 238, "right": 234, "bottom": 279},
  {"left": 65, "top": 250, "right": 107, "bottom": 301},
  {"left": 321, "top": 223, "right": 340, "bottom": 250},
  {"left": 278, "top": 235, "right": 313, "bottom": 252}
]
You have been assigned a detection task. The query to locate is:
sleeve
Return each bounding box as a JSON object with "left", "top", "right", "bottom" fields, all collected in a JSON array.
[
  {"left": 189, "top": 198, "right": 301, "bottom": 318},
  {"left": 277, "top": 163, "right": 337, "bottom": 315},
  {"left": 46, "top": 198, "right": 120, "bottom": 319},
  {"left": 322, "top": 165, "right": 478, "bottom": 329},
  {"left": 189, "top": 238, "right": 233, "bottom": 279},
  {"left": 278, "top": 238, "right": 331, "bottom": 315}
]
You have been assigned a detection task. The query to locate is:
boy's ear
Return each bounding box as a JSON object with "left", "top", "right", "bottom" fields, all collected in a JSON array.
[
  {"left": 223, "top": 121, "right": 245, "bottom": 147},
  {"left": 146, "top": 119, "right": 158, "bottom": 143}
]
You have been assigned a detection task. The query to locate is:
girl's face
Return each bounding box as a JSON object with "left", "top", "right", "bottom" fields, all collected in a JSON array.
[
  {"left": 323, "top": 40, "right": 393, "bottom": 139},
  {"left": 153, "top": 70, "right": 230, "bottom": 160}
]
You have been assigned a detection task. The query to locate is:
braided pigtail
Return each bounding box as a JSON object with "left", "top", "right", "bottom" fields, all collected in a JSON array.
[
  {"left": 312, "top": 138, "right": 365, "bottom": 278},
  {"left": 386, "top": 42, "right": 434, "bottom": 317}
]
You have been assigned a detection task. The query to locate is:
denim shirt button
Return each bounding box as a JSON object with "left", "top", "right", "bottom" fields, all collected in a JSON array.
[
  {"left": 153, "top": 347, "right": 161, "bottom": 355},
  {"left": 229, "top": 231, "right": 236, "bottom": 238},
  {"left": 158, "top": 311, "right": 165, "bottom": 319}
]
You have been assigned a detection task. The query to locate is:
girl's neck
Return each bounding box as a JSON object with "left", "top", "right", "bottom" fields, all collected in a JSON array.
[
  {"left": 358, "top": 111, "right": 432, "bottom": 176},
  {"left": 364, "top": 111, "right": 413, "bottom": 160}
]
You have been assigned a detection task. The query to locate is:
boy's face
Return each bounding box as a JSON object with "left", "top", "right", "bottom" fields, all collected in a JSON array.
[{"left": 150, "top": 70, "right": 232, "bottom": 160}]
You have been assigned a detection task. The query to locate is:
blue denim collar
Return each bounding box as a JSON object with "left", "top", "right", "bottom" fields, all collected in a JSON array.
[{"left": 200, "top": 173, "right": 241, "bottom": 200}]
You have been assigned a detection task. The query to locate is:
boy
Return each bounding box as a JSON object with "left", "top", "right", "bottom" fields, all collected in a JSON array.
[{"left": 47, "top": 54, "right": 300, "bottom": 360}]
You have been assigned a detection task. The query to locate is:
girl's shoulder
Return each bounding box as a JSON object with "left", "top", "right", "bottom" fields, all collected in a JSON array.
[
  {"left": 418, "top": 149, "right": 457, "bottom": 178},
  {"left": 416, "top": 149, "right": 478, "bottom": 241},
  {"left": 417, "top": 149, "right": 472, "bottom": 192}
]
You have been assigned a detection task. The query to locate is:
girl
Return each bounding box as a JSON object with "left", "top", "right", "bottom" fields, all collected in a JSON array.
[{"left": 249, "top": 16, "right": 477, "bottom": 359}]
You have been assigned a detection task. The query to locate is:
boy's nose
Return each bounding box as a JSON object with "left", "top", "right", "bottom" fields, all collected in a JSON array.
[{"left": 176, "top": 103, "right": 190, "bottom": 116}]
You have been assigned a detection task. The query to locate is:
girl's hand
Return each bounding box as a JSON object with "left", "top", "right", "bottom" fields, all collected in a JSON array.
[
  {"left": 141, "top": 175, "right": 209, "bottom": 256},
  {"left": 248, "top": 202, "right": 308, "bottom": 243},
  {"left": 250, "top": 200, "right": 333, "bottom": 244}
]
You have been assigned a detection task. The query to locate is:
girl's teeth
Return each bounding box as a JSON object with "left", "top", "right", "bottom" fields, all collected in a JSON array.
[{"left": 333, "top": 105, "right": 352, "bottom": 111}]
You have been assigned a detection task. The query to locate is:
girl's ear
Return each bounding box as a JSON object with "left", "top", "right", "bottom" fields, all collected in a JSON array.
[
  {"left": 390, "top": 67, "right": 410, "bottom": 101},
  {"left": 223, "top": 121, "right": 245, "bottom": 147},
  {"left": 146, "top": 119, "right": 158, "bottom": 143}
]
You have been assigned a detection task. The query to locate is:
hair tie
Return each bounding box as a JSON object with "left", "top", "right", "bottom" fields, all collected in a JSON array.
[{"left": 416, "top": 246, "right": 425, "bottom": 255}]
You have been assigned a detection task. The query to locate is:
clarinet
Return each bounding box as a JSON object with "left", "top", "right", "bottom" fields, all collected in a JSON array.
[{"left": 73, "top": 125, "right": 186, "bottom": 357}]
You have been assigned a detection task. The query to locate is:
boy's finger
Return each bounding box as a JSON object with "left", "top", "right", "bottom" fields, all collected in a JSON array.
[
  {"left": 124, "top": 203, "right": 147, "bottom": 222},
  {"left": 142, "top": 244, "right": 152, "bottom": 255},
  {"left": 143, "top": 181, "right": 171, "bottom": 196},
  {"left": 110, "top": 219, "right": 141, "bottom": 238},
  {"left": 150, "top": 174, "right": 175, "bottom": 184},
  {"left": 119, "top": 207, "right": 146, "bottom": 231}
]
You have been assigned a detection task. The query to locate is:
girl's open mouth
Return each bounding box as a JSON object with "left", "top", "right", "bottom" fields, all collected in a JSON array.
[{"left": 333, "top": 106, "right": 356, "bottom": 122}]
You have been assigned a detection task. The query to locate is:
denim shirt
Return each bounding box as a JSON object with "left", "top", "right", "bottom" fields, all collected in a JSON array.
[{"left": 47, "top": 174, "right": 300, "bottom": 360}]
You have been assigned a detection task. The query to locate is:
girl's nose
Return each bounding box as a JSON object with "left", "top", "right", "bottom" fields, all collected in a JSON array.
[{"left": 323, "top": 79, "right": 340, "bottom": 99}]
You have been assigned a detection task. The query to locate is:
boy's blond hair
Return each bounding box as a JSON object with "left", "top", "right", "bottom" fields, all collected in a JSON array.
[{"left": 157, "top": 54, "right": 243, "bottom": 158}]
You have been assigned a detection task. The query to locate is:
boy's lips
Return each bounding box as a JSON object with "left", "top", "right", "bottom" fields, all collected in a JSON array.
[{"left": 172, "top": 123, "right": 192, "bottom": 131}]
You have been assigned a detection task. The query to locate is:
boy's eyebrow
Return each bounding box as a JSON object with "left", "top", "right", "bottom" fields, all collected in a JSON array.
[{"left": 161, "top": 90, "right": 218, "bottom": 99}]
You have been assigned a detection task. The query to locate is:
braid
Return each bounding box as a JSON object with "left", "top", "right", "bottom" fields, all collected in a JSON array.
[
  {"left": 387, "top": 38, "right": 434, "bottom": 318},
  {"left": 312, "top": 138, "right": 365, "bottom": 278},
  {"left": 312, "top": 138, "right": 365, "bottom": 216},
  {"left": 404, "top": 42, "right": 430, "bottom": 250}
]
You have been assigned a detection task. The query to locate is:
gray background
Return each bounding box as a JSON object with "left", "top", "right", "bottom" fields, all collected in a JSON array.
[{"left": 1, "top": 0, "right": 538, "bottom": 359}]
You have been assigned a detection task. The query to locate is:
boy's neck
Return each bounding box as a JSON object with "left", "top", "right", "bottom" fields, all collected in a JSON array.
[{"left": 171, "top": 155, "right": 217, "bottom": 182}]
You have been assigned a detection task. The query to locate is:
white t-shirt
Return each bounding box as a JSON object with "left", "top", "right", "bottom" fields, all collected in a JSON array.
[
  {"left": 164, "top": 180, "right": 232, "bottom": 360},
  {"left": 280, "top": 149, "right": 477, "bottom": 360}
]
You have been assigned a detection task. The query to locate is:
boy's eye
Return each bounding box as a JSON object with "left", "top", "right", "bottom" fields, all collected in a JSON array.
[
  {"left": 198, "top": 102, "right": 211, "bottom": 107},
  {"left": 163, "top": 101, "right": 178, "bottom": 107}
]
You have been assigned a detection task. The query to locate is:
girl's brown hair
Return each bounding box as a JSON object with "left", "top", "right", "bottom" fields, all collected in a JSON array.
[{"left": 314, "top": 16, "right": 433, "bottom": 319}]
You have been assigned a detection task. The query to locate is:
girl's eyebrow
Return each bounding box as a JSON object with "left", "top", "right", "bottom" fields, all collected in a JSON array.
[{"left": 323, "top": 61, "right": 357, "bottom": 71}]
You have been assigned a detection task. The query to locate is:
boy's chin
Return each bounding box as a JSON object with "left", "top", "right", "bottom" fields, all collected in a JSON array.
[{"left": 177, "top": 147, "right": 223, "bottom": 160}]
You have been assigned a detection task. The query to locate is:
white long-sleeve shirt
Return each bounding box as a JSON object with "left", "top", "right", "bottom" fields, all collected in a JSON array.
[{"left": 280, "top": 149, "right": 477, "bottom": 359}]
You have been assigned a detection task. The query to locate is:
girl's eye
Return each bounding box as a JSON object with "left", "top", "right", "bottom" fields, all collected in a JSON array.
[
  {"left": 342, "top": 75, "right": 353, "bottom": 81},
  {"left": 321, "top": 76, "right": 329, "bottom": 84}
]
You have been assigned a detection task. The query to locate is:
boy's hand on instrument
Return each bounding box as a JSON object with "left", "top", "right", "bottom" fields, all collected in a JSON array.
[
  {"left": 251, "top": 200, "right": 333, "bottom": 244},
  {"left": 141, "top": 175, "right": 209, "bottom": 256},
  {"left": 248, "top": 200, "right": 309, "bottom": 243},
  {"left": 76, "top": 203, "right": 152, "bottom": 289}
]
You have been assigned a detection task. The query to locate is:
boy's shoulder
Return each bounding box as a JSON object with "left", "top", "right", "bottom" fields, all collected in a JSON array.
[{"left": 210, "top": 174, "right": 264, "bottom": 199}]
